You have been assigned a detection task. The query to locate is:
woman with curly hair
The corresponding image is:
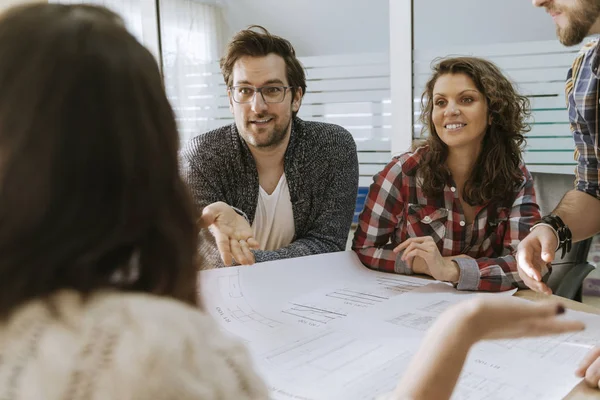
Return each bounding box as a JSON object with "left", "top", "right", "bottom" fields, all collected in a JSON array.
[{"left": 353, "top": 57, "right": 542, "bottom": 292}]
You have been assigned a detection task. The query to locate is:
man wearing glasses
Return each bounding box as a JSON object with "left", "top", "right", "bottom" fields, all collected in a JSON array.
[{"left": 182, "top": 26, "right": 358, "bottom": 267}]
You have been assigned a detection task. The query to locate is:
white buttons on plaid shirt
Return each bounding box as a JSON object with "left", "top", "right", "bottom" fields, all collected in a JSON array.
[
  {"left": 459, "top": 221, "right": 466, "bottom": 227},
  {"left": 422, "top": 216, "right": 432, "bottom": 223},
  {"left": 450, "top": 187, "right": 456, "bottom": 192}
]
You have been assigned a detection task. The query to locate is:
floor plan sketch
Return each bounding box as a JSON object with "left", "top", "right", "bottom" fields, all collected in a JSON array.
[
  {"left": 257, "top": 329, "right": 415, "bottom": 400},
  {"left": 452, "top": 371, "right": 544, "bottom": 400},
  {"left": 282, "top": 303, "right": 347, "bottom": 325},
  {"left": 386, "top": 312, "right": 436, "bottom": 331},
  {"left": 417, "top": 299, "right": 452, "bottom": 314},
  {"left": 279, "top": 275, "right": 428, "bottom": 327},
  {"left": 201, "top": 268, "right": 288, "bottom": 343},
  {"left": 199, "top": 252, "right": 600, "bottom": 400}
]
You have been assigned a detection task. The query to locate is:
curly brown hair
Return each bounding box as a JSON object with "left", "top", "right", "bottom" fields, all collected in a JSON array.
[{"left": 417, "top": 56, "right": 531, "bottom": 206}]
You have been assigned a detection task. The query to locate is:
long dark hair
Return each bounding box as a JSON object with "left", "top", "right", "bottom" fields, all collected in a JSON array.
[
  {"left": 417, "top": 56, "right": 530, "bottom": 206},
  {"left": 0, "top": 4, "right": 200, "bottom": 319}
]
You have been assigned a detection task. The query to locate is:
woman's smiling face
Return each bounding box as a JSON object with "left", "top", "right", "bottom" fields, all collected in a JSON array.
[{"left": 431, "top": 73, "right": 489, "bottom": 151}]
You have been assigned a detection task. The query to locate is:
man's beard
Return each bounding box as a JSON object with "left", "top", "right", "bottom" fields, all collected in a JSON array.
[
  {"left": 553, "top": 0, "right": 600, "bottom": 46},
  {"left": 242, "top": 115, "right": 292, "bottom": 149}
]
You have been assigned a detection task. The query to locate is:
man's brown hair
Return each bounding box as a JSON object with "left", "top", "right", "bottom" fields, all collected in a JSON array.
[{"left": 220, "top": 25, "right": 306, "bottom": 117}]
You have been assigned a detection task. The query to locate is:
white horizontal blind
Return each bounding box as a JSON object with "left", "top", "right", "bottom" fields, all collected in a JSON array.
[
  {"left": 170, "top": 52, "right": 393, "bottom": 187},
  {"left": 413, "top": 40, "right": 581, "bottom": 174},
  {"left": 300, "top": 53, "right": 392, "bottom": 188},
  {"left": 159, "top": 0, "right": 224, "bottom": 145},
  {"left": 166, "top": 60, "right": 225, "bottom": 142}
]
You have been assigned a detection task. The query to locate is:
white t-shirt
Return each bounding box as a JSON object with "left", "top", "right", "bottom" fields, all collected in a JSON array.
[{"left": 252, "top": 174, "right": 295, "bottom": 251}]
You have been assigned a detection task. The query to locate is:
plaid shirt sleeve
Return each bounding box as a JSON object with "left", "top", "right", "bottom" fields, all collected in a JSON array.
[
  {"left": 567, "top": 42, "right": 600, "bottom": 199},
  {"left": 452, "top": 167, "right": 543, "bottom": 291},
  {"left": 352, "top": 158, "right": 411, "bottom": 273}
]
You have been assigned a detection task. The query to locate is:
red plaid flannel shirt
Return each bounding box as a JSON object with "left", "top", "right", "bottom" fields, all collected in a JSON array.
[{"left": 352, "top": 147, "right": 542, "bottom": 292}]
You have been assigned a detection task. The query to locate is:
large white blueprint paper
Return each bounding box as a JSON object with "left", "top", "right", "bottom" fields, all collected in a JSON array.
[
  {"left": 200, "top": 252, "right": 432, "bottom": 344},
  {"left": 199, "top": 251, "right": 598, "bottom": 400},
  {"left": 314, "top": 286, "right": 600, "bottom": 400}
]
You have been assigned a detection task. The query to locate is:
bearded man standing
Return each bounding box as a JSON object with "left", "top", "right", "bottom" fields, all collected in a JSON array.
[{"left": 517, "top": 0, "right": 600, "bottom": 390}]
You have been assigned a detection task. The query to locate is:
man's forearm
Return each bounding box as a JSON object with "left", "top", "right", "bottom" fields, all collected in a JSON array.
[{"left": 554, "top": 189, "right": 600, "bottom": 242}]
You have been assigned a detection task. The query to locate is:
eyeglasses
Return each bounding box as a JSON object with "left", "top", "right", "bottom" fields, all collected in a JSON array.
[{"left": 229, "top": 85, "right": 294, "bottom": 104}]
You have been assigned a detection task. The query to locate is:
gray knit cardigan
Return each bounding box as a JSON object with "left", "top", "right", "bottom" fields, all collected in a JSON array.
[{"left": 181, "top": 117, "right": 359, "bottom": 266}]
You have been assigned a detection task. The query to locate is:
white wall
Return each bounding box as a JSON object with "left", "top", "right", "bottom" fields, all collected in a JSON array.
[
  {"left": 216, "top": 0, "right": 557, "bottom": 56},
  {"left": 217, "top": 0, "right": 389, "bottom": 57},
  {"left": 413, "top": 0, "right": 556, "bottom": 48},
  {"left": 389, "top": 0, "right": 412, "bottom": 155}
]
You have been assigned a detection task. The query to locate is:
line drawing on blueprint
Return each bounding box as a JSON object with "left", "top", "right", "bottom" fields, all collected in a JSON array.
[
  {"left": 417, "top": 300, "right": 452, "bottom": 315},
  {"left": 334, "top": 351, "right": 411, "bottom": 400},
  {"left": 260, "top": 329, "right": 414, "bottom": 400},
  {"left": 280, "top": 275, "right": 426, "bottom": 327},
  {"left": 374, "top": 276, "right": 425, "bottom": 294},
  {"left": 325, "top": 288, "right": 387, "bottom": 306},
  {"left": 386, "top": 312, "right": 436, "bottom": 332},
  {"left": 213, "top": 270, "right": 282, "bottom": 332},
  {"left": 227, "top": 303, "right": 282, "bottom": 328},
  {"left": 282, "top": 303, "right": 347, "bottom": 324},
  {"left": 452, "top": 371, "right": 544, "bottom": 400},
  {"left": 489, "top": 328, "right": 597, "bottom": 366}
]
